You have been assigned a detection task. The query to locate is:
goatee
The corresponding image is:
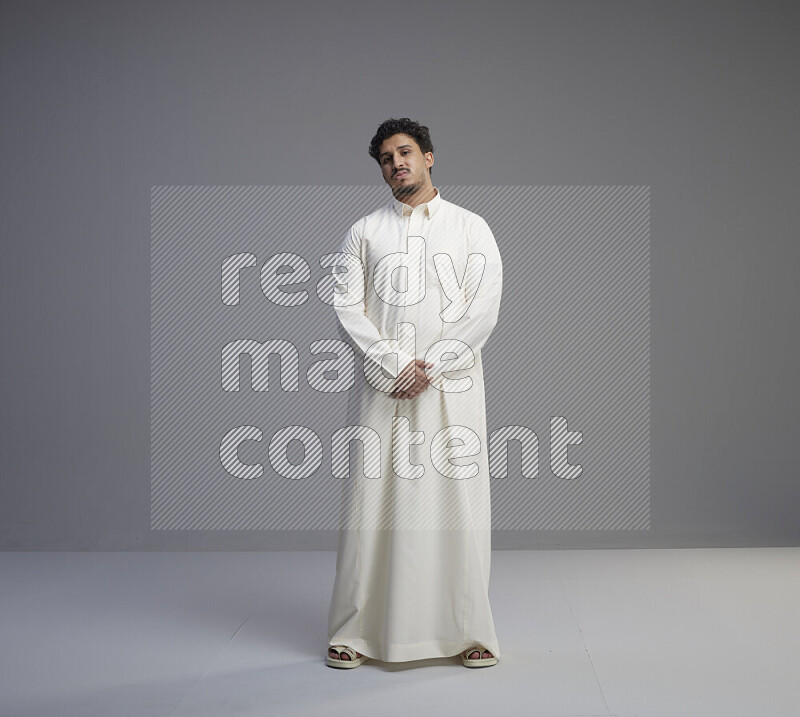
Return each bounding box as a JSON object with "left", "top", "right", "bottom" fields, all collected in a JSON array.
[{"left": 393, "top": 181, "right": 423, "bottom": 199}]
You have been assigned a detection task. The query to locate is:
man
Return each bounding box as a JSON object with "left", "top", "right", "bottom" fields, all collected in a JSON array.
[{"left": 326, "top": 118, "right": 503, "bottom": 668}]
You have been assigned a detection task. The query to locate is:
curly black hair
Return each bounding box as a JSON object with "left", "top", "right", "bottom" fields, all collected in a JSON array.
[{"left": 368, "top": 118, "right": 434, "bottom": 177}]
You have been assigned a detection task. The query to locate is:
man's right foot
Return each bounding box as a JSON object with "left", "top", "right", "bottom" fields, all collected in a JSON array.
[{"left": 327, "top": 645, "right": 366, "bottom": 668}]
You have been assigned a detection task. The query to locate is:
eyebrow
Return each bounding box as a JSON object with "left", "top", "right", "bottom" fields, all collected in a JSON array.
[{"left": 379, "top": 144, "right": 413, "bottom": 159}]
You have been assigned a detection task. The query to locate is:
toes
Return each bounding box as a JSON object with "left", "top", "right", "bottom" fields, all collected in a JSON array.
[{"left": 328, "top": 646, "right": 362, "bottom": 661}]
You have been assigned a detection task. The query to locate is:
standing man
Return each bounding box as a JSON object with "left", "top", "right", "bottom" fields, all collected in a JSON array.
[{"left": 326, "top": 118, "right": 503, "bottom": 668}]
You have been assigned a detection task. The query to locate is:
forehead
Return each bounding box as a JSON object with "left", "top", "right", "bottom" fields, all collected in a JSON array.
[{"left": 378, "top": 133, "right": 421, "bottom": 156}]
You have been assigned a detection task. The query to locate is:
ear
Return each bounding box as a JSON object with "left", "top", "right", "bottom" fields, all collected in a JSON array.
[{"left": 425, "top": 152, "right": 434, "bottom": 169}]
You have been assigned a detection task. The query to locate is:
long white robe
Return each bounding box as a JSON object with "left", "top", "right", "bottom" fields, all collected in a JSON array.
[{"left": 326, "top": 188, "right": 503, "bottom": 662}]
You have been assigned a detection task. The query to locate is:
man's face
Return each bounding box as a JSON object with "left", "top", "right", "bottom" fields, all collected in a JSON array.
[{"left": 378, "top": 133, "right": 434, "bottom": 200}]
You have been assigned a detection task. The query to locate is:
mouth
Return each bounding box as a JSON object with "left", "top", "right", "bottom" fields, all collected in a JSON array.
[{"left": 394, "top": 171, "right": 408, "bottom": 179}]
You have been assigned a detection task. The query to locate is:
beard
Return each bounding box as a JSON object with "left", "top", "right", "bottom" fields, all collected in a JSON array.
[{"left": 392, "top": 173, "right": 426, "bottom": 199}]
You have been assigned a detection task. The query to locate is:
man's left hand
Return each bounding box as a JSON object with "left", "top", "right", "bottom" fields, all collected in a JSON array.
[{"left": 389, "top": 358, "right": 434, "bottom": 399}]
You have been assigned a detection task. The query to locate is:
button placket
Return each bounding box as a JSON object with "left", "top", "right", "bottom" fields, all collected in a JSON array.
[
  {"left": 397, "top": 208, "right": 415, "bottom": 356},
  {"left": 405, "top": 207, "right": 427, "bottom": 361}
]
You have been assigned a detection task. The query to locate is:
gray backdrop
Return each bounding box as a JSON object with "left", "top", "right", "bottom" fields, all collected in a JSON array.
[{"left": 1, "top": 0, "right": 797, "bottom": 549}]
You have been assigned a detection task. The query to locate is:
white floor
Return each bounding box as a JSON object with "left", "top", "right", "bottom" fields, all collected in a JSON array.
[{"left": 1, "top": 548, "right": 798, "bottom": 717}]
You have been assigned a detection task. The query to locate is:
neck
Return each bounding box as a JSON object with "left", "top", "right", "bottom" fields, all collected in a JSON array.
[{"left": 394, "top": 183, "right": 436, "bottom": 208}]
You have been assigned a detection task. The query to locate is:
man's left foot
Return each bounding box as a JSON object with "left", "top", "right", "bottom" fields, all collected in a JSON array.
[{"left": 461, "top": 646, "right": 498, "bottom": 667}]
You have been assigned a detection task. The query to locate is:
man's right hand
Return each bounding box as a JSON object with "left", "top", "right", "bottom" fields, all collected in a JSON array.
[{"left": 389, "top": 359, "right": 434, "bottom": 400}]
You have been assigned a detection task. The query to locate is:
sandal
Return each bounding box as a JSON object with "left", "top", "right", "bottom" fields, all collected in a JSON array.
[
  {"left": 326, "top": 645, "right": 368, "bottom": 668},
  {"left": 461, "top": 646, "right": 498, "bottom": 667}
]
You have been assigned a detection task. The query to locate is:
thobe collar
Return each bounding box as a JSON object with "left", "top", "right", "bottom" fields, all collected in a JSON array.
[{"left": 390, "top": 187, "right": 442, "bottom": 219}]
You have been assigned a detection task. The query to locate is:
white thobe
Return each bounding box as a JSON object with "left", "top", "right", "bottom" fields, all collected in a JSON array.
[{"left": 326, "top": 187, "right": 503, "bottom": 662}]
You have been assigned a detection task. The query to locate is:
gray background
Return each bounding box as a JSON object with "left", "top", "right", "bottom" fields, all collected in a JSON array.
[{"left": 1, "top": 0, "right": 797, "bottom": 549}]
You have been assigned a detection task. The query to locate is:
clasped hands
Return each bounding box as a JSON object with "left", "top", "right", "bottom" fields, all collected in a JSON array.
[{"left": 389, "top": 359, "right": 436, "bottom": 400}]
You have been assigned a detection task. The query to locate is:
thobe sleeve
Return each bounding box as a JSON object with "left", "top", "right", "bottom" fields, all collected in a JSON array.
[
  {"left": 427, "top": 215, "right": 503, "bottom": 388},
  {"left": 332, "top": 221, "right": 416, "bottom": 382}
]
